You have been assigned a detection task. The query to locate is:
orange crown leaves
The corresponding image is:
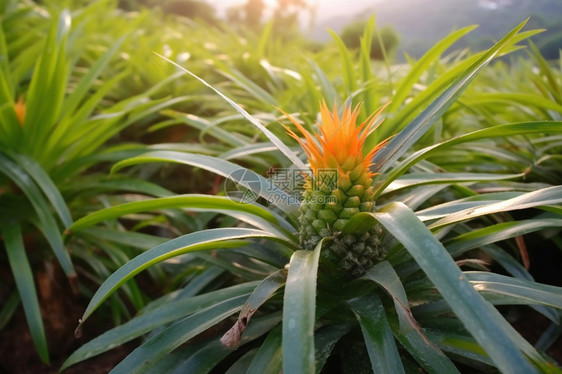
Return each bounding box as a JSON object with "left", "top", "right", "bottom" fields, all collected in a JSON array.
[
  {"left": 282, "top": 101, "right": 390, "bottom": 178},
  {"left": 14, "top": 96, "right": 26, "bottom": 126}
]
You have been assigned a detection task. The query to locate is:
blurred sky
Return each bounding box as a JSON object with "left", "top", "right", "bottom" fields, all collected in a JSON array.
[{"left": 212, "top": 0, "right": 384, "bottom": 23}]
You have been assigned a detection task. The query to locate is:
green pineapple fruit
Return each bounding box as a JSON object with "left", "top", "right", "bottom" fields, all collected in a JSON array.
[{"left": 283, "top": 102, "right": 390, "bottom": 277}]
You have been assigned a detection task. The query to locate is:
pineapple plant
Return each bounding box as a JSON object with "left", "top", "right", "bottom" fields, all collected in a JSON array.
[
  {"left": 283, "top": 102, "right": 390, "bottom": 277},
  {"left": 0, "top": 4, "right": 188, "bottom": 365}
]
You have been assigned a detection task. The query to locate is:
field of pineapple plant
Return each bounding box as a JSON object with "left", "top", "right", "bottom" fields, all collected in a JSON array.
[{"left": 1, "top": 0, "right": 562, "bottom": 373}]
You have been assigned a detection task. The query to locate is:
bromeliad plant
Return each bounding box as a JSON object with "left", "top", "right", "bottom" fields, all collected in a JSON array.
[
  {"left": 282, "top": 101, "right": 390, "bottom": 277},
  {"left": 62, "top": 20, "right": 562, "bottom": 373},
  {"left": 0, "top": 3, "right": 190, "bottom": 363}
]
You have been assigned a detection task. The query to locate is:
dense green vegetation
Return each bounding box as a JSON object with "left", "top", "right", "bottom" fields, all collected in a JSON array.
[
  {"left": 0, "top": 0, "right": 561, "bottom": 373},
  {"left": 340, "top": 20, "right": 400, "bottom": 60}
]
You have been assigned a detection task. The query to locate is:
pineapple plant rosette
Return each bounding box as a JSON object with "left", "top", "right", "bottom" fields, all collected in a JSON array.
[
  {"left": 0, "top": 3, "right": 196, "bottom": 364},
  {"left": 61, "top": 20, "right": 562, "bottom": 373},
  {"left": 283, "top": 102, "right": 390, "bottom": 277}
]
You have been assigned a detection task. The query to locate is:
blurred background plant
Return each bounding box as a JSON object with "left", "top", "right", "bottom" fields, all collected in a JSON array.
[
  {"left": 0, "top": 0, "right": 198, "bottom": 369},
  {"left": 340, "top": 20, "right": 400, "bottom": 60}
]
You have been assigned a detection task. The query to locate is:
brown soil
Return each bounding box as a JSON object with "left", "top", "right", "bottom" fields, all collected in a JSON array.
[
  {"left": 0, "top": 262, "right": 136, "bottom": 374},
  {"left": 509, "top": 305, "right": 562, "bottom": 364}
]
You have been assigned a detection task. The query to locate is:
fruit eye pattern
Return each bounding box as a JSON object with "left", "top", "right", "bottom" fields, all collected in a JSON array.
[{"left": 283, "top": 102, "right": 390, "bottom": 276}]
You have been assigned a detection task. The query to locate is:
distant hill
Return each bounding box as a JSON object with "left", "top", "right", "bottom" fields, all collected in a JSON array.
[{"left": 310, "top": 0, "right": 562, "bottom": 59}]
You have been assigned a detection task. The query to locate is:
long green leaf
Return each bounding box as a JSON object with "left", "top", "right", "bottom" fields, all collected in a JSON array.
[
  {"left": 224, "top": 349, "right": 259, "bottom": 374},
  {"left": 314, "top": 324, "right": 353, "bottom": 373},
  {"left": 430, "top": 185, "right": 562, "bottom": 229},
  {"left": 483, "top": 244, "right": 534, "bottom": 281},
  {"left": 416, "top": 191, "right": 524, "bottom": 222},
  {"left": 307, "top": 57, "right": 338, "bottom": 107},
  {"left": 162, "top": 110, "right": 249, "bottom": 147},
  {"left": 79, "top": 227, "right": 167, "bottom": 251},
  {"left": 377, "top": 28, "right": 540, "bottom": 142},
  {"left": 24, "top": 10, "right": 71, "bottom": 156},
  {"left": 60, "top": 35, "right": 127, "bottom": 119},
  {"left": 375, "top": 121, "right": 562, "bottom": 198},
  {"left": 329, "top": 30, "right": 357, "bottom": 92},
  {"left": 374, "top": 202, "right": 545, "bottom": 373},
  {"left": 110, "top": 151, "right": 298, "bottom": 215},
  {"left": 348, "top": 294, "right": 405, "bottom": 374},
  {"left": 109, "top": 294, "right": 248, "bottom": 374},
  {"left": 412, "top": 272, "right": 561, "bottom": 326},
  {"left": 46, "top": 71, "right": 128, "bottom": 161},
  {"left": 388, "top": 25, "right": 477, "bottom": 114},
  {"left": 221, "top": 270, "right": 286, "bottom": 349},
  {"left": 219, "top": 69, "right": 277, "bottom": 106},
  {"left": 370, "top": 19, "right": 528, "bottom": 173},
  {"left": 363, "top": 261, "right": 458, "bottom": 373},
  {"left": 0, "top": 21, "right": 12, "bottom": 95},
  {"left": 425, "top": 329, "right": 493, "bottom": 368},
  {"left": 2, "top": 225, "right": 49, "bottom": 363},
  {"left": 5, "top": 151, "right": 72, "bottom": 227},
  {"left": 359, "top": 16, "right": 375, "bottom": 86},
  {"left": 464, "top": 92, "right": 562, "bottom": 113},
  {"left": 0, "top": 153, "right": 74, "bottom": 276},
  {"left": 66, "top": 194, "right": 292, "bottom": 236},
  {"left": 67, "top": 176, "right": 173, "bottom": 199},
  {"left": 174, "top": 266, "right": 225, "bottom": 299},
  {"left": 282, "top": 240, "right": 323, "bottom": 374},
  {"left": 77, "top": 228, "right": 287, "bottom": 325},
  {"left": 170, "top": 312, "right": 282, "bottom": 374},
  {"left": 465, "top": 272, "right": 562, "bottom": 310},
  {"left": 61, "top": 282, "right": 257, "bottom": 371},
  {"left": 0, "top": 290, "right": 19, "bottom": 330},
  {"left": 247, "top": 325, "right": 283, "bottom": 373},
  {"left": 154, "top": 53, "right": 307, "bottom": 170},
  {"left": 71, "top": 96, "right": 191, "bottom": 162},
  {"left": 219, "top": 142, "right": 279, "bottom": 161},
  {"left": 385, "top": 172, "right": 523, "bottom": 193},
  {"left": 446, "top": 218, "right": 562, "bottom": 257}
]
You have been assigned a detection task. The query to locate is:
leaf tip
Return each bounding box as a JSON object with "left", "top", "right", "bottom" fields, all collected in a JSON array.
[
  {"left": 74, "top": 318, "right": 83, "bottom": 338},
  {"left": 220, "top": 319, "right": 246, "bottom": 349}
]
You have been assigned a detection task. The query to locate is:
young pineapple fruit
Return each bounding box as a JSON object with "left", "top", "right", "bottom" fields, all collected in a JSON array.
[{"left": 284, "top": 102, "right": 390, "bottom": 277}]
